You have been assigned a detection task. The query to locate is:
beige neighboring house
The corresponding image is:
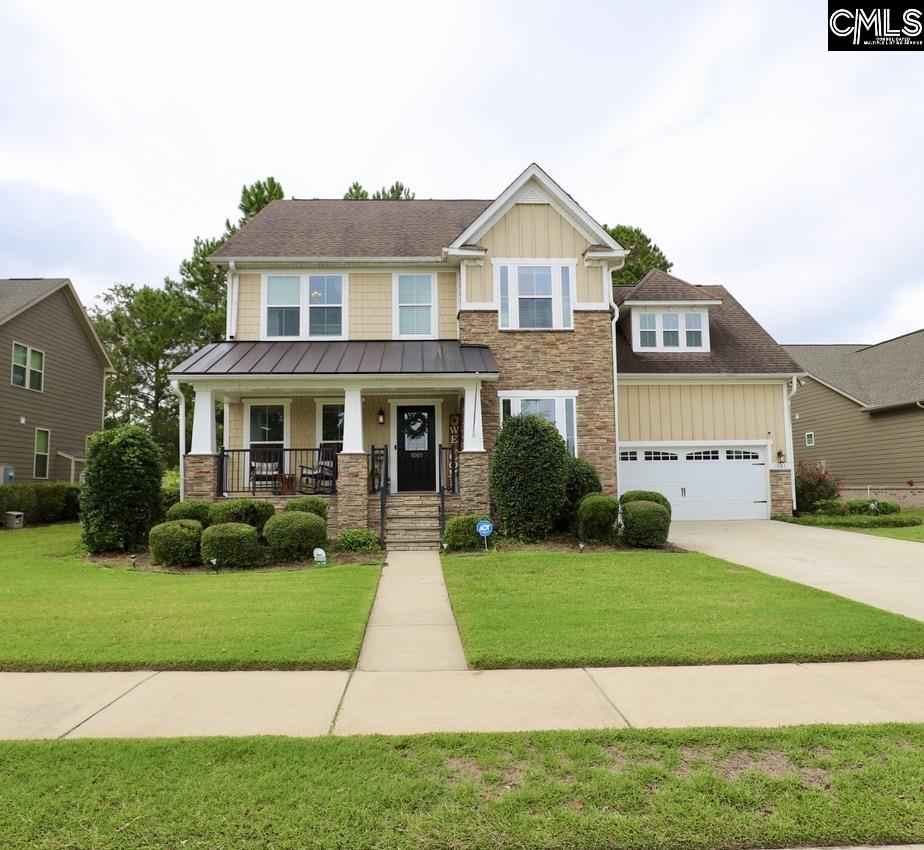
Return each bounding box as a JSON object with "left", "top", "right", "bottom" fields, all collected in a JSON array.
[
  {"left": 0, "top": 278, "right": 112, "bottom": 484},
  {"left": 786, "top": 331, "right": 924, "bottom": 506},
  {"left": 171, "top": 164, "right": 800, "bottom": 546}
]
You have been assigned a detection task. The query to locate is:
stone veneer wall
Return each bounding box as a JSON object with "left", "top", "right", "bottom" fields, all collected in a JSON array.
[
  {"left": 336, "top": 453, "right": 368, "bottom": 530},
  {"left": 457, "top": 451, "right": 490, "bottom": 517},
  {"left": 840, "top": 486, "right": 924, "bottom": 508},
  {"left": 184, "top": 454, "right": 219, "bottom": 500},
  {"left": 459, "top": 310, "right": 617, "bottom": 494},
  {"left": 769, "top": 469, "right": 793, "bottom": 516}
]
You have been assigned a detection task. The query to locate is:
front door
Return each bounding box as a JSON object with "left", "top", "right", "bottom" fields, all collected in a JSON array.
[{"left": 396, "top": 405, "right": 436, "bottom": 491}]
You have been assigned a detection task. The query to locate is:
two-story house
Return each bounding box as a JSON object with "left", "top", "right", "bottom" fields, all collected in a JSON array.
[
  {"left": 171, "top": 165, "right": 800, "bottom": 544},
  {"left": 1, "top": 278, "right": 112, "bottom": 484}
]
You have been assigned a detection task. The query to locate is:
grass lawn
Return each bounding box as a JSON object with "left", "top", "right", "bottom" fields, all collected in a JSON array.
[
  {"left": 859, "top": 508, "right": 924, "bottom": 543},
  {"left": 1, "top": 725, "right": 923, "bottom": 849},
  {"left": 443, "top": 550, "right": 924, "bottom": 668},
  {"left": 0, "top": 524, "right": 380, "bottom": 670}
]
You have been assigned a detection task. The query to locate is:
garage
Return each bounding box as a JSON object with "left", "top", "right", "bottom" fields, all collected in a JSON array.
[{"left": 617, "top": 443, "right": 770, "bottom": 520}]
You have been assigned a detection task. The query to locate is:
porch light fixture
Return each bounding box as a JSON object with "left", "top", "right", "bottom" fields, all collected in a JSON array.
[
  {"left": 776, "top": 449, "right": 785, "bottom": 464},
  {"left": 377, "top": 407, "right": 385, "bottom": 425}
]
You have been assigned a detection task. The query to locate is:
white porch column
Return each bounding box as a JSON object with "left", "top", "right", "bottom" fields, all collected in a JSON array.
[
  {"left": 342, "top": 387, "right": 364, "bottom": 453},
  {"left": 463, "top": 380, "right": 485, "bottom": 452},
  {"left": 190, "top": 387, "right": 216, "bottom": 455}
]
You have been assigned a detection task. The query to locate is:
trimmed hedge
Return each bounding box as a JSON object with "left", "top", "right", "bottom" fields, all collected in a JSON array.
[
  {"left": 166, "top": 500, "right": 212, "bottom": 526},
  {"left": 263, "top": 512, "right": 326, "bottom": 561},
  {"left": 0, "top": 483, "right": 81, "bottom": 523},
  {"left": 200, "top": 523, "right": 263, "bottom": 567},
  {"left": 207, "top": 498, "right": 275, "bottom": 532},
  {"left": 621, "top": 500, "right": 671, "bottom": 548},
  {"left": 443, "top": 514, "right": 484, "bottom": 551},
  {"left": 845, "top": 498, "right": 901, "bottom": 515},
  {"left": 576, "top": 494, "right": 619, "bottom": 542},
  {"left": 558, "top": 456, "right": 602, "bottom": 531},
  {"left": 337, "top": 528, "right": 381, "bottom": 553},
  {"left": 814, "top": 498, "right": 850, "bottom": 516},
  {"left": 776, "top": 513, "right": 921, "bottom": 529},
  {"left": 148, "top": 520, "right": 202, "bottom": 566},
  {"left": 619, "top": 489, "right": 672, "bottom": 518},
  {"left": 282, "top": 496, "right": 329, "bottom": 519}
]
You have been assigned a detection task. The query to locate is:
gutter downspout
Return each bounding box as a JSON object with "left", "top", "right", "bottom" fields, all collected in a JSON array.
[
  {"left": 607, "top": 260, "right": 625, "bottom": 496},
  {"left": 227, "top": 260, "right": 238, "bottom": 340},
  {"left": 170, "top": 380, "right": 186, "bottom": 501},
  {"left": 785, "top": 376, "right": 799, "bottom": 510}
]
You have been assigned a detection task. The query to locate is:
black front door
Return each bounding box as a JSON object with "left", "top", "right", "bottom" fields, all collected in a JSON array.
[{"left": 396, "top": 405, "right": 436, "bottom": 491}]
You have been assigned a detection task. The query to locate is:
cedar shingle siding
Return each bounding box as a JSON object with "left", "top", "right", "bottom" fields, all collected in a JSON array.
[{"left": 0, "top": 289, "right": 106, "bottom": 483}]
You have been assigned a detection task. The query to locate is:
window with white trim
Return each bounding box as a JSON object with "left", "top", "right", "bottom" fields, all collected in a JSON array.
[
  {"left": 500, "top": 392, "right": 578, "bottom": 455},
  {"left": 320, "top": 403, "right": 344, "bottom": 450},
  {"left": 34, "top": 428, "right": 50, "bottom": 478},
  {"left": 265, "top": 275, "right": 301, "bottom": 337},
  {"left": 644, "top": 450, "right": 678, "bottom": 461},
  {"left": 686, "top": 449, "right": 719, "bottom": 460},
  {"left": 395, "top": 274, "right": 435, "bottom": 337},
  {"left": 804, "top": 432, "right": 815, "bottom": 447},
  {"left": 632, "top": 309, "right": 710, "bottom": 352},
  {"left": 308, "top": 275, "right": 343, "bottom": 337},
  {"left": 495, "top": 261, "right": 576, "bottom": 330},
  {"left": 12, "top": 342, "right": 44, "bottom": 391},
  {"left": 619, "top": 450, "right": 638, "bottom": 461},
  {"left": 263, "top": 273, "right": 347, "bottom": 340},
  {"left": 726, "top": 449, "right": 761, "bottom": 460}
]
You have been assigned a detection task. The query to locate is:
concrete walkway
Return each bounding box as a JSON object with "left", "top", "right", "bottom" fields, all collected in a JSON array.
[
  {"left": 3, "top": 659, "right": 924, "bottom": 739},
  {"left": 670, "top": 520, "right": 924, "bottom": 620},
  {"left": 357, "top": 550, "right": 467, "bottom": 671}
]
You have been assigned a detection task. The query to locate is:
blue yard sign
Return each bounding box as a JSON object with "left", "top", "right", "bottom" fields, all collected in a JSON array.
[{"left": 476, "top": 518, "right": 493, "bottom": 550}]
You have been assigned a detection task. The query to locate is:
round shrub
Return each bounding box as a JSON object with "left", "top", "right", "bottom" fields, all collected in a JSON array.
[
  {"left": 795, "top": 461, "right": 840, "bottom": 513},
  {"left": 558, "top": 457, "right": 602, "bottom": 531},
  {"left": 443, "top": 514, "right": 484, "bottom": 550},
  {"left": 282, "top": 496, "right": 329, "bottom": 519},
  {"left": 166, "top": 500, "right": 212, "bottom": 526},
  {"left": 845, "top": 498, "right": 901, "bottom": 515},
  {"left": 207, "top": 498, "right": 275, "bottom": 532},
  {"left": 619, "top": 489, "right": 672, "bottom": 518},
  {"left": 577, "top": 494, "right": 619, "bottom": 542},
  {"left": 148, "top": 519, "right": 202, "bottom": 566},
  {"left": 622, "top": 500, "right": 671, "bottom": 548},
  {"left": 263, "top": 512, "right": 327, "bottom": 561},
  {"left": 490, "top": 414, "right": 568, "bottom": 542},
  {"left": 338, "top": 528, "right": 381, "bottom": 553},
  {"left": 81, "top": 425, "right": 164, "bottom": 553},
  {"left": 200, "top": 523, "right": 263, "bottom": 567}
]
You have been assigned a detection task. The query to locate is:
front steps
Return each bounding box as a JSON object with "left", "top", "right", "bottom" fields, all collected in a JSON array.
[{"left": 385, "top": 493, "right": 442, "bottom": 551}]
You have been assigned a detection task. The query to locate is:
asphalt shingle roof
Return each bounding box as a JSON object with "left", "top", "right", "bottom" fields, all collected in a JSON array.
[
  {"left": 623, "top": 269, "right": 723, "bottom": 302},
  {"left": 0, "top": 278, "right": 69, "bottom": 323}
]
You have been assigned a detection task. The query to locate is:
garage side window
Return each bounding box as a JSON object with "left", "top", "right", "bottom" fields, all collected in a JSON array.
[{"left": 500, "top": 392, "right": 578, "bottom": 455}]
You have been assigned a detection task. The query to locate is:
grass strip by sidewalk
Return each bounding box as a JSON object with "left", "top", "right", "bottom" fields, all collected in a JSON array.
[
  {"left": 443, "top": 550, "right": 924, "bottom": 668},
  {"left": 0, "top": 524, "right": 379, "bottom": 670},
  {"left": 1, "top": 724, "right": 923, "bottom": 849},
  {"left": 776, "top": 508, "right": 924, "bottom": 543}
]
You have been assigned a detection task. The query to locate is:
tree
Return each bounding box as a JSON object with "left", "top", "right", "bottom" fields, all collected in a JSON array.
[
  {"left": 235, "top": 176, "right": 284, "bottom": 225},
  {"left": 603, "top": 224, "right": 672, "bottom": 287},
  {"left": 343, "top": 180, "right": 415, "bottom": 200},
  {"left": 343, "top": 181, "right": 369, "bottom": 200}
]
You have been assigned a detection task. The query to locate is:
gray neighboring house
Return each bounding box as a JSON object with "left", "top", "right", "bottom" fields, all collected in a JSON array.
[
  {"left": 785, "top": 330, "right": 924, "bottom": 506},
  {"left": 0, "top": 279, "right": 112, "bottom": 484}
]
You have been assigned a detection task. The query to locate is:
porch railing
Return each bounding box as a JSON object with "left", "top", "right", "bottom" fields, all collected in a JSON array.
[
  {"left": 218, "top": 448, "right": 337, "bottom": 497},
  {"left": 438, "top": 444, "right": 459, "bottom": 531},
  {"left": 369, "top": 445, "right": 388, "bottom": 547}
]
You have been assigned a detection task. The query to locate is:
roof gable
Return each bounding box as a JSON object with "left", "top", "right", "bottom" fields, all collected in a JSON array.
[{"left": 622, "top": 269, "right": 723, "bottom": 304}]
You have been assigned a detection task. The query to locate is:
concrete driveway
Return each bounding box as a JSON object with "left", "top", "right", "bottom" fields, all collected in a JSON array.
[{"left": 670, "top": 520, "right": 924, "bottom": 621}]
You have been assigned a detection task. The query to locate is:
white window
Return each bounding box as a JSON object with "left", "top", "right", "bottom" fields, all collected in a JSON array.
[
  {"left": 12, "top": 342, "right": 44, "bottom": 392},
  {"left": 644, "top": 450, "right": 678, "bottom": 461},
  {"left": 686, "top": 449, "right": 719, "bottom": 460},
  {"left": 805, "top": 432, "right": 815, "bottom": 447},
  {"left": 265, "top": 275, "right": 301, "bottom": 337},
  {"left": 34, "top": 428, "right": 50, "bottom": 478},
  {"left": 494, "top": 260, "right": 576, "bottom": 330},
  {"left": 308, "top": 275, "right": 343, "bottom": 337},
  {"left": 631, "top": 309, "right": 710, "bottom": 352},
  {"left": 394, "top": 274, "right": 436, "bottom": 338},
  {"left": 726, "top": 449, "right": 760, "bottom": 460},
  {"left": 499, "top": 391, "right": 578, "bottom": 456},
  {"left": 620, "top": 450, "right": 638, "bottom": 461}
]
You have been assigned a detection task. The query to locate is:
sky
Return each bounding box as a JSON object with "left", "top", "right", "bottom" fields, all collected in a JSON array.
[{"left": 1, "top": 0, "right": 923, "bottom": 344}]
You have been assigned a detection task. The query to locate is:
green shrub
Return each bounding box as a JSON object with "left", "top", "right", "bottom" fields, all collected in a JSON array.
[
  {"left": 443, "top": 514, "right": 484, "bottom": 550},
  {"left": 282, "top": 496, "right": 329, "bottom": 519},
  {"left": 62, "top": 484, "right": 81, "bottom": 520},
  {"left": 490, "top": 414, "right": 568, "bottom": 542},
  {"left": 622, "top": 500, "right": 671, "bottom": 548},
  {"left": 200, "top": 523, "right": 263, "bottom": 567},
  {"left": 619, "top": 489, "right": 672, "bottom": 518},
  {"left": 0, "top": 483, "right": 81, "bottom": 523},
  {"left": 814, "top": 498, "right": 850, "bottom": 516},
  {"left": 576, "top": 494, "right": 620, "bottom": 542},
  {"left": 558, "top": 457, "right": 602, "bottom": 531},
  {"left": 0, "top": 483, "right": 37, "bottom": 518},
  {"left": 80, "top": 425, "right": 164, "bottom": 553},
  {"left": 844, "top": 498, "right": 901, "bottom": 515},
  {"left": 207, "top": 498, "right": 275, "bottom": 532},
  {"left": 166, "top": 500, "right": 212, "bottom": 526},
  {"left": 263, "top": 512, "right": 326, "bottom": 561},
  {"left": 337, "top": 528, "right": 381, "bottom": 553},
  {"left": 775, "top": 513, "right": 921, "bottom": 529},
  {"left": 161, "top": 469, "right": 181, "bottom": 512},
  {"left": 148, "top": 520, "right": 202, "bottom": 566},
  {"left": 32, "top": 484, "right": 67, "bottom": 523},
  {"left": 795, "top": 461, "right": 840, "bottom": 513}
]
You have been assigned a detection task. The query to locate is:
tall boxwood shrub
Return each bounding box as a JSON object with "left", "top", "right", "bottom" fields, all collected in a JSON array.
[
  {"left": 558, "top": 456, "right": 602, "bottom": 531},
  {"left": 80, "top": 425, "right": 164, "bottom": 553},
  {"left": 490, "top": 414, "right": 568, "bottom": 542}
]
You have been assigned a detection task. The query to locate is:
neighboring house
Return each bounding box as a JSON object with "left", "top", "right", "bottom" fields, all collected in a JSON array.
[
  {"left": 786, "top": 332, "right": 924, "bottom": 506},
  {"left": 0, "top": 278, "right": 112, "bottom": 484},
  {"left": 171, "top": 164, "right": 800, "bottom": 543}
]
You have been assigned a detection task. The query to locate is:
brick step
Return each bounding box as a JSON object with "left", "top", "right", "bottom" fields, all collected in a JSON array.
[
  {"left": 385, "top": 508, "right": 442, "bottom": 519},
  {"left": 387, "top": 541, "right": 441, "bottom": 551},
  {"left": 386, "top": 528, "right": 442, "bottom": 543}
]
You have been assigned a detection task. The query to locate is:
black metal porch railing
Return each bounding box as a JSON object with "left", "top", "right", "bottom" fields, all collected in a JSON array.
[
  {"left": 369, "top": 445, "right": 388, "bottom": 547},
  {"left": 438, "top": 444, "right": 459, "bottom": 531},
  {"left": 218, "top": 447, "right": 337, "bottom": 497}
]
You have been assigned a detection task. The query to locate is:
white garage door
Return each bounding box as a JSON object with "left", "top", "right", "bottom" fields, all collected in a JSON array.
[{"left": 618, "top": 444, "right": 769, "bottom": 520}]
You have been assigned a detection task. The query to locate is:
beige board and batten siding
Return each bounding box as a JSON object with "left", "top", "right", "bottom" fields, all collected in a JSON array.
[
  {"left": 464, "top": 204, "right": 604, "bottom": 304},
  {"left": 791, "top": 376, "right": 924, "bottom": 486},
  {"left": 618, "top": 382, "right": 789, "bottom": 458},
  {"left": 0, "top": 288, "right": 106, "bottom": 482},
  {"left": 235, "top": 274, "right": 262, "bottom": 340}
]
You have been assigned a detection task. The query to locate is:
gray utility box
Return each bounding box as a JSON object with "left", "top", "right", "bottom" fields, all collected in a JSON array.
[
  {"left": 0, "top": 465, "right": 14, "bottom": 485},
  {"left": 4, "top": 511, "right": 24, "bottom": 530}
]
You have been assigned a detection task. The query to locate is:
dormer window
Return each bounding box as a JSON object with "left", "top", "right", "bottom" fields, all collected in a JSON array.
[{"left": 632, "top": 308, "right": 710, "bottom": 352}]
